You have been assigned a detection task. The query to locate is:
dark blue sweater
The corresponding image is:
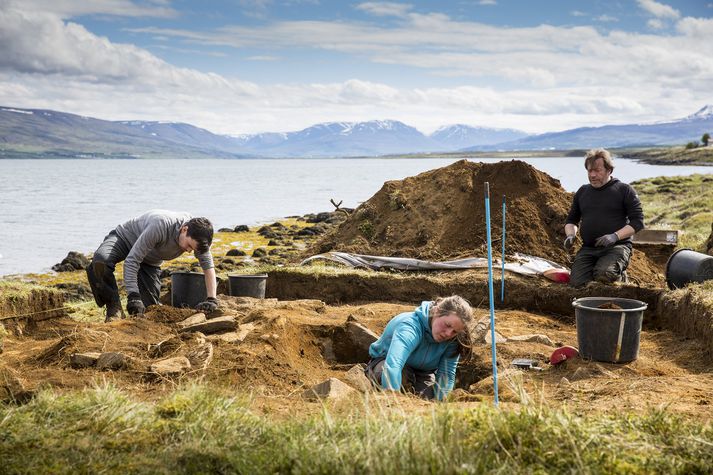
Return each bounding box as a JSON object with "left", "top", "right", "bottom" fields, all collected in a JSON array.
[{"left": 566, "top": 178, "right": 645, "bottom": 247}]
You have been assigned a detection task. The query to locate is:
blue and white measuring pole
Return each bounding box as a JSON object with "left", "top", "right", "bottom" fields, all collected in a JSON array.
[
  {"left": 484, "top": 182, "right": 499, "bottom": 406},
  {"left": 501, "top": 194, "right": 506, "bottom": 303}
]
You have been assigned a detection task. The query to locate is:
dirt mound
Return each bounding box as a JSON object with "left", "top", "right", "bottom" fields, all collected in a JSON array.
[
  {"left": 312, "top": 159, "right": 663, "bottom": 286},
  {"left": 314, "top": 160, "right": 572, "bottom": 263}
]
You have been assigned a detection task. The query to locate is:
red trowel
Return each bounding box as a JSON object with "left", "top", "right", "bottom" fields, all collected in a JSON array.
[{"left": 549, "top": 345, "right": 579, "bottom": 365}]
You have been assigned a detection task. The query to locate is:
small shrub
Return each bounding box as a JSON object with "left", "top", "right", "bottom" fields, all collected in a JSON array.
[
  {"left": 358, "top": 220, "right": 375, "bottom": 240},
  {"left": 685, "top": 141, "right": 699, "bottom": 149}
]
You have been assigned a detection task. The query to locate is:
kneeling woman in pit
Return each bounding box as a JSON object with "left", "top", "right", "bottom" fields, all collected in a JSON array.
[{"left": 365, "top": 295, "right": 473, "bottom": 401}]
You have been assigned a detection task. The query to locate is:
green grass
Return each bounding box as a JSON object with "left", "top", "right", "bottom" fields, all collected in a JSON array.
[
  {"left": 620, "top": 146, "right": 713, "bottom": 165},
  {"left": 1, "top": 384, "right": 712, "bottom": 474},
  {"left": 632, "top": 174, "right": 713, "bottom": 251}
]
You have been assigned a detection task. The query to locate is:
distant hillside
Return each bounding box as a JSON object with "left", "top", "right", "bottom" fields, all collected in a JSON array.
[
  {"left": 0, "top": 107, "right": 249, "bottom": 159},
  {"left": 2, "top": 105, "right": 713, "bottom": 158},
  {"left": 470, "top": 105, "right": 713, "bottom": 151}
]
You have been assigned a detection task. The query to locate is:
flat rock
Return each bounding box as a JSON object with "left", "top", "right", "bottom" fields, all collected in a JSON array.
[
  {"left": 70, "top": 352, "right": 101, "bottom": 368},
  {"left": 177, "top": 312, "right": 207, "bottom": 328},
  {"left": 484, "top": 330, "right": 507, "bottom": 345},
  {"left": 179, "top": 316, "right": 237, "bottom": 335},
  {"left": 150, "top": 356, "right": 191, "bottom": 378},
  {"left": 344, "top": 364, "right": 372, "bottom": 392},
  {"left": 507, "top": 334, "right": 555, "bottom": 346},
  {"left": 187, "top": 342, "right": 214, "bottom": 371},
  {"left": 96, "top": 352, "right": 128, "bottom": 370},
  {"left": 345, "top": 321, "right": 379, "bottom": 351},
  {"left": 302, "top": 377, "right": 355, "bottom": 401}
]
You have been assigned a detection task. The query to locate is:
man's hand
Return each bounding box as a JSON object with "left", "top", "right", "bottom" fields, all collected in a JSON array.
[
  {"left": 126, "top": 292, "right": 145, "bottom": 315},
  {"left": 195, "top": 297, "right": 219, "bottom": 313},
  {"left": 595, "top": 232, "right": 619, "bottom": 247},
  {"left": 563, "top": 234, "right": 576, "bottom": 251}
]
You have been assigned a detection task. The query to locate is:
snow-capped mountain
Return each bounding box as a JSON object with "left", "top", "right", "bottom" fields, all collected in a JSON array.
[{"left": 430, "top": 124, "right": 528, "bottom": 148}]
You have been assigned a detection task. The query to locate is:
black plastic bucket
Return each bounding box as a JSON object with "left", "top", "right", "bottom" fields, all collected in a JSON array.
[
  {"left": 573, "top": 297, "right": 647, "bottom": 363},
  {"left": 171, "top": 271, "right": 206, "bottom": 308},
  {"left": 665, "top": 248, "right": 713, "bottom": 290},
  {"left": 228, "top": 274, "right": 267, "bottom": 298}
]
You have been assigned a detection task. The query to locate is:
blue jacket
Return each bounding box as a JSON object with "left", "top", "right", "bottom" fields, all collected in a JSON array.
[{"left": 369, "top": 301, "right": 460, "bottom": 401}]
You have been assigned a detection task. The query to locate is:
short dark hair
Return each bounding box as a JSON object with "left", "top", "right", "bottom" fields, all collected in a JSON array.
[{"left": 186, "top": 217, "right": 213, "bottom": 253}]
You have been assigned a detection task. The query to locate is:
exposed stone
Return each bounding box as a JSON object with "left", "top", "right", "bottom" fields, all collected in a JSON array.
[
  {"left": 148, "top": 336, "right": 182, "bottom": 358},
  {"left": 177, "top": 312, "right": 207, "bottom": 329},
  {"left": 206, "top": 322, "right": 256, "bottom": 344},
  {"left": 484, "top": 330, "right": 507, "bottom": 345},
  {"left": 96, "top": 352, "right": 128, "bottom": 370},
  {"left": 507, "top": 334, "right": 556, "bottom": 346},
  {"left": 150, "top": 356, "right": 191, "bottom": 378},
  {"left": 179, "top": 316, "right": 237, "bottom": 335},
  {"left": 345, "top": 321, "right": 379, "bottom": 352},
  {"left": 234, "top": 225, "right": 249, "bottom": 232},
  {"left": 187, "top": 342, "right": 214, "bottom": 371},
  {"left": 52, "top": 251, "right": 90, "bottom": 272},
  {"left": 302, "top": 377, "right": 355, "bottom": 401},
  {"left": 344, "top": 364, "right": 372, "bottom": 392},
  {"left": 69, "top": 352, "right": 101, "bottom": 368}
]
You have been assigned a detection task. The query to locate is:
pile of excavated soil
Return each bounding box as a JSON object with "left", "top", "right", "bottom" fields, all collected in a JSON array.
[
  {"left": 2, "top": 298, "right": 713, "bottom": 416},
  {"left": 312, "top": 160, "right": 663, "bottom": 286}
]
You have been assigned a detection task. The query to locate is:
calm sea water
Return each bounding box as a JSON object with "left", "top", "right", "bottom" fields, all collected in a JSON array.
[{"left": 0, "top": 157, "right": 710, "bottom": 276}]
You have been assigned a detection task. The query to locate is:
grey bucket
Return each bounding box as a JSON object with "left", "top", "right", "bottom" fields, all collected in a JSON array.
[
  {"left": 229, "top": 274, "right": 267, "bottom": 298},
  {"left": 171, "top": 271, "right": 206, "bottom": 308},
  {"left": 665, "top": 248, "right": 713, "bottom": 290},
  {"left": 573, "top": 297, "right": 648, "bottom": 363}
]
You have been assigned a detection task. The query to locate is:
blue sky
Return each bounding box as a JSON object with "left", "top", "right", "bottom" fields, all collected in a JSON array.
[{"left": 0, "top": 0, "right": 712, "bottom": 135}]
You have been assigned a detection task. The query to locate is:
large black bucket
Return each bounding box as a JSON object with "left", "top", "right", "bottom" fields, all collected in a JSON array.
[
  {"left": 665, "top": 248, "right": 713, "bottom": 290},
  {"left": 228, "top": 274, "right": 267, "bottom": 298},
  {"left": 573, "top": 297, "right": 647, "bottom": 363},
  {"left": 171, "top": 271, "right": 206, "bottom": 308}
]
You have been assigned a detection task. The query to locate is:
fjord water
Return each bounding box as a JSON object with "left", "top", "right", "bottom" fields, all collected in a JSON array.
[{"left": 0, "top": 157, "right": 710, "bottom": 276}]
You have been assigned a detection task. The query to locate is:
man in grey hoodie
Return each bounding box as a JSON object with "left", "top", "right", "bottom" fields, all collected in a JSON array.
[{"left": 86, "top": 209, "right": 218, "bottom": 322}]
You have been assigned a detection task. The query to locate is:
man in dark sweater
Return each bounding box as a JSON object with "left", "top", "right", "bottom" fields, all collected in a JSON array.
[
  {"left": 86, "top": 210, "right": 219, "bottom": 322},
  {"left": 564, "top": 149, "right": 645, "bottom": 287}
]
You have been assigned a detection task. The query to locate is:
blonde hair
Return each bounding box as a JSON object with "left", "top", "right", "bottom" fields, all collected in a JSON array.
[
  {"left": 431, "top": 295, "right": 474, "bottom": 358},
  {"left": 584, "top": 148, "right": 614, "bottom": 172}
]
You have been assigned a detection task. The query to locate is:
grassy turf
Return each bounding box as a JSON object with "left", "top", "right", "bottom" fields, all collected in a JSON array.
[
  {"left": 631, "top": 174, "right": 713, "bottom": 251},
  {"left": 1, "top": 384, "right": 711, "bottom": 474}
]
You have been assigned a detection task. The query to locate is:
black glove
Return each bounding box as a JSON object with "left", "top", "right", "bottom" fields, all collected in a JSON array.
[
  {"left": 126, "top": 292, "right": 145, "bottom": 315},
  {"left": 195, "top": 297, "right": 219, "bottom": 313},
  {"left": 563, "top": 234, "right": 576, "bottom": 251},
  {"left": 595, "top": 233, "right": 619, "bottom": 247}
]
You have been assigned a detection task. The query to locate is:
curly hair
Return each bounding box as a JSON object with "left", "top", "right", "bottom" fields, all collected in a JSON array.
[{"left": 584, "top": 148, "right": 614, "bottom": 172}]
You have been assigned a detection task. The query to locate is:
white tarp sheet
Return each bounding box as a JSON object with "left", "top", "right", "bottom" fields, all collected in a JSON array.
[{"left": 300, "top": 252, "right": 568, "bottom": 277}]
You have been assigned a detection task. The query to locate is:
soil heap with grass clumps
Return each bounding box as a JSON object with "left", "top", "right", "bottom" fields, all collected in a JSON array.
[{"left": 313, "top": 160, "right": 573, "bottom": 264}]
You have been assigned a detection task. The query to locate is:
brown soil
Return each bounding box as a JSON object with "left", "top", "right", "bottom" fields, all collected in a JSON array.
[
  {"left": 311, "top": 160, "right": 664, "bottom": 287},
  {"left": 598, "top": 302, "right": 623, "bottom": 309},
  {"left": 2, "top": 297, "right": 712, "bottom": 418}
]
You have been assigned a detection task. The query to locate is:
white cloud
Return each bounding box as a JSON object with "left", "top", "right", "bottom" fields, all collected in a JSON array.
[
  {"left": 636, "top": 0, "right": 680, "bottom": 19},
  {"left": 478, "top": 0, "right": 497, "bottom": 5},
  {"left": 0, "top": 2, "right": 710, "bottom": 135},
  {"left": 355, "top": 2, "right": 412, "bottom": 18},
  {"left": 596, "top": 15, "right": 618, "bottom": 22},
  {"left": 571, "top": 11, "right": 587, "bottom": 17},
  {"left": 0, "top": 0, "right": 177, "bottom": 18},
  {"left": 647, "top": 18, "right": 664, "bottom": 29}
]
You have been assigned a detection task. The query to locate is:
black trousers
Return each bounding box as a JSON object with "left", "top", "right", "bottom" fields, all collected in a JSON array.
[
  {"left": 86, "top": 230, "right": 162, "bottom": 307},
  {"left": 569, "top": 244, "right": 632, "bottom": 288},
  {"left": 365, "top": 357, "right": 436, "bottom": 400}
]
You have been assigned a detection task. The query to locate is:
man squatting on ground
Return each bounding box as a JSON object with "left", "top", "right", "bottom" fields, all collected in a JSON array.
[
  {"left": 564, "top": 149, "right": 645, "bottom": 287},
  {"left": 86, "top": 210, "right": 218, "bottom": 322},
  {"left": 365, "top": 296, "right": 474, "bottom": 401}
]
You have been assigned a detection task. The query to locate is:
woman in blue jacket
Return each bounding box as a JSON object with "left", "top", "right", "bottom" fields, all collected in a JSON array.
[{"left": 365, "top": 295, "right": 473, "bottom": 401}]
